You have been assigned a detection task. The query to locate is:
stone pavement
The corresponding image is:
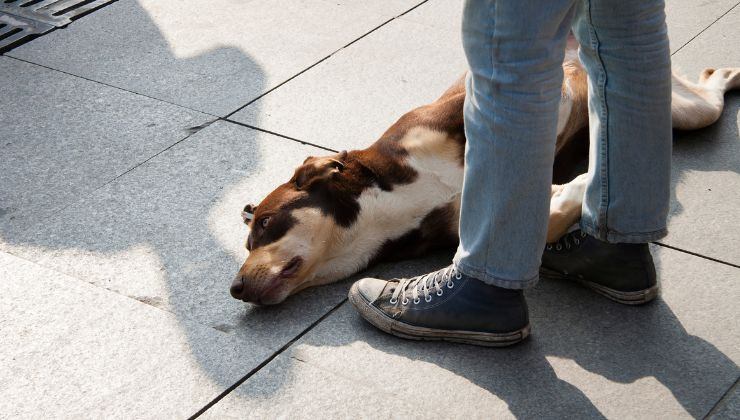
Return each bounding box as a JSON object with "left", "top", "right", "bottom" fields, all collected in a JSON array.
[{"left": 0, "top": 0, "right": 738, "bottom": 418}]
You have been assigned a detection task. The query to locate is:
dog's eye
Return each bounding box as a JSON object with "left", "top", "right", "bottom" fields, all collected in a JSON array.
[{"left": 259, "top": 217, "right": 270, "bottom": 229}]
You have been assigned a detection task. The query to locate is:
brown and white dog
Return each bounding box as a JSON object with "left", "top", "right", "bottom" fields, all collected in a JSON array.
[{"left": 231, "top": 49, "right": 740, "bottom": 305}]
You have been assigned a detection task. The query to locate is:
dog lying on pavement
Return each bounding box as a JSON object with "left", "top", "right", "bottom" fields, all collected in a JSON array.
[{"left": 230, "top": 47, "right": 740, "bottom": 305}]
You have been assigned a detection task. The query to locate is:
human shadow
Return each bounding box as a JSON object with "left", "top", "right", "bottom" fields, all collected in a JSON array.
[
  {"left": 1, "top": 1, "right": 738, "bottom": 418},
  {"left": 0, "top": 0, "right": 356, "bottom": 414},
  {"left": 233, "top": 246, "right": 737, "bottom": 418}
]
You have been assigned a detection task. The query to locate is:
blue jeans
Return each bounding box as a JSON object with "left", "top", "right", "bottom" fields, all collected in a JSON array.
[{"left": 453, "top": 0, "right": 672, "bottom": 288}]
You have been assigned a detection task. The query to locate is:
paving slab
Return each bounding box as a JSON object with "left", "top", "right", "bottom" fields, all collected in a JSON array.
[
  {"left": 664, "top": 0, "right": 739, "bottom": 53},
  {"left": 396, "top": 0, "right": 463, "bottom": 33},
  {"left": 0, "top": 56, "right": 212, "bottom": 235},
  {"left": 0, "top": 251, "right": 266, "bottom": 419},
  {"left": 317, "top": 0, "right": 423, "bottom": 18},
  {"left": 230, "top": 14, "right": 468, "bottom": 151},
  {"left": 206, "top": 246, "right": 739, "bottom": 418},
  {"left": 199, "top": 354, "right": 417, "bottom": 419},
  {"left": 664, "top": 6, "right": 740, "bottom": 264},
  {"left": 1, "top": 121, "right": 347, "bottom": 349},
  {"left": 7, "top": 0, "right": 420, "bottom": 116},
  {"left": 0, "top": 120, "right": 456, "bottom": 397}
]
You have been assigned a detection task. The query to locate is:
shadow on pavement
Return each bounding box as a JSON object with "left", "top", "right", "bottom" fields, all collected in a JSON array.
[
  {"left": 234, "top": 246, "right": 737, "bottom": 418},
  {"left": 0, "top": 1, "right": 737, "bottom": 418}
]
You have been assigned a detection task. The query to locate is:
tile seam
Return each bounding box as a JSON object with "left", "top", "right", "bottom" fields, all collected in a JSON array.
[
  {"left": 188, "top": 298, "right": 349, "bottom": 419},
  {"left": 222, "top": 0, "right": 431, "bottom": 119},
  {"left": 4, "top": 55, "right": 219, "bottom": 117},
  {"left": 0, "top": 248, "right": 198, "bottom": 326},
  {"left": 671, "top": 1, "right": 740, "bottom": 57},
  {"left": 653, "top": 242, "right": 740, "bottom": 269}
]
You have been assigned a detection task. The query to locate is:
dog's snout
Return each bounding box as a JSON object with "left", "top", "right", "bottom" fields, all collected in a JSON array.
[
  {"left": 230, "top": 274, "right": 246, "bottom": 299},
  {"left": 230, "top": 263, "right": 290, "bottom": 304}
]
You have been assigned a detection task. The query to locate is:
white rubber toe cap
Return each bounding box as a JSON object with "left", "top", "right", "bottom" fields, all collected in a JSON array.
[{"left": 355, "top": 278, "right": 388, "bottom": 302}]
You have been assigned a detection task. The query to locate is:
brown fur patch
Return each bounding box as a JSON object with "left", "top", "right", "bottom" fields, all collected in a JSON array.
[{"left": 555, "top": 60, "right": 589, "bottom": 154}]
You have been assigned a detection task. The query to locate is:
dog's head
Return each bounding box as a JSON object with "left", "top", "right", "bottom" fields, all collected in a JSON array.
[{"left": 230, "top": 151, "right": 369, "bottom": 305}]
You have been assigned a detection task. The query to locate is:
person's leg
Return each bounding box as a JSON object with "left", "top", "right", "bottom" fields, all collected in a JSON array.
[
  {"left": 349, "top": 0, "right": 577, "bottom": 346},
  {"left": 453, "top": 0, "right": 578, "bottom": 287},
  {"left": 574, "top": 0, "right": 672, "bottom": 242},
  {"left": 540, "top": 0, "right": 671, "bottom": 305}
]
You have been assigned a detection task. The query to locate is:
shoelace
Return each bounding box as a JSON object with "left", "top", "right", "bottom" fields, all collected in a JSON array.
[
  {"left": 389, "top": 265, "right": 462, "bottom": 305},
  {"left": 546, "top": 230, "right": 587, "bottom": 251}
]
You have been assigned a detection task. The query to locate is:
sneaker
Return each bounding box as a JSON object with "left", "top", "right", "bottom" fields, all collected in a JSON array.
[
  {"left": 348, "top": 265, "right": 530, "bottom": 347},
  {"left": 540, "top": 230, "right": 659, "bottom": 304}
]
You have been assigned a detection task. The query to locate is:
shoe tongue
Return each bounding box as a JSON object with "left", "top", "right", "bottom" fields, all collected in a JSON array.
[
  {"left": 386, "top": 276, "right": 426, "bottom": 301},
  {"left": 390, "top": 266, "right": 454, "bottom": 299},
  {"left": 408, "top": 271, "right": 443, "bottom": 294},
  {"left": 384, "top": 282, "right": 398, "bottom": 296}
]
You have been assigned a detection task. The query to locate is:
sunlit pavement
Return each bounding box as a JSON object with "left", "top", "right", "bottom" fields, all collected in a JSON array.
[{"left": 1, "top": 1, "right": 738, "bottom": 418}]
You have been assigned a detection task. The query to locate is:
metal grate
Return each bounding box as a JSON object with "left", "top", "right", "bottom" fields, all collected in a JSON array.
[{"left": 0, "top": 0, "right": 116, "bottom": 52}]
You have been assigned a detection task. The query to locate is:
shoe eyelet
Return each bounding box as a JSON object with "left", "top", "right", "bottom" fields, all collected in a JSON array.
[
  {"left": 556, "top": 244, "right": 562, "bottom": 251},
  {"left": 574, "top": 238, "right": 580, "bottom": 245},
  {"left": 565, "top": 244, "right": 571, "bottom": 250},
  {"left": 402, "top": 297, "right": 409, "bottom": 305},
  {"left": 425, "top": 295, "right": 432, "bottom": 303},
  {"left": 455, "top": 272, "right": 462, "bottom": 280},
  {"left": 436, "top": 289, "right": 443, "bottom": 296},
  {"left": 447, "top": 281, "right": 454, "bottom": 289},
  {"left": 581, "top": 231, "right": 587, "bottom": 238},
  {"left": 413, "top": 297, "right": 421, "bottom": 304},
  {"left": 389, "top": 297, "right": 398, "bottom": 304},
  {"left": 546, "top": 244, "right": 553, "bottom": 250}
]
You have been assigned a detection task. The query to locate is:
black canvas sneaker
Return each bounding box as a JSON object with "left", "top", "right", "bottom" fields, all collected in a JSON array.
[
  {"left": 349, "top": 265, "right": 530, "bottom": 347},
  {"left": 541, "top": 230, "right": 659, "bottom": 305}
]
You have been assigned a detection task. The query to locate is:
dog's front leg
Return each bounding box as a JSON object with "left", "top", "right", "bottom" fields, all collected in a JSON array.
[{"left": 547, "top": 173, "right": 588, "bottom": 242}]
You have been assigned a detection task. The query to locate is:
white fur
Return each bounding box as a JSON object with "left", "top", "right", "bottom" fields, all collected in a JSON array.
[
  {"left": 311, "top": 139, "right": 464, "bottom": 283},
  {"left": 248, "top": 207, "right": 332, "bottom": 279},
  {"left": 671, "top": 68, "right": 740, "bottom": 130}
]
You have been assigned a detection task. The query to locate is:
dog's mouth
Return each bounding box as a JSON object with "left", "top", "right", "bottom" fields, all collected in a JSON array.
[
  {"left": 279, "top": 256, "right": 303, "bottom": 278},
  {"left": 253, "top": 257, "right": 304, "bottom": 305},
  {"left": 232, "top": 256, "right": 305, "bottom": 305}
]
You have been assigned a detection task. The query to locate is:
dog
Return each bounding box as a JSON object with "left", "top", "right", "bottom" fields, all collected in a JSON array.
[{"left": 230, "top": 46, "right": 740, "bottom": 305}]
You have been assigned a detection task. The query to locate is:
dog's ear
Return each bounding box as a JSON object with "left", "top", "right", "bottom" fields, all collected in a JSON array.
[
  {"left": 241, "top": 204, "right": 257, "bottom": 224},
  {"left": 294, "top": 151, "right": 348, "bottom": 190}
]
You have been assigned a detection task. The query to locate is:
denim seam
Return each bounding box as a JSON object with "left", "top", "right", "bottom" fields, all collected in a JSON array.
[
  {"left": 585, "top": 0, "right": 610, "bottom": 241},
  {"left": 453, "top": 258, "right": 538, "bottom": 290},
  {"left": 587, "top": 0, "right": 609, "bottom": 240},
  {"left": 480, "top": 0, "right": 499, "bottom": 271}
]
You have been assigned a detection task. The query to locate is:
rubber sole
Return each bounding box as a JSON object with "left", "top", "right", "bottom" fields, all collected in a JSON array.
[
  {"left": 348, "top": 283, "right": 530, "bottom": 347},
  {"left": 539, "top": 267, "right": 659, "bottom": 305}
]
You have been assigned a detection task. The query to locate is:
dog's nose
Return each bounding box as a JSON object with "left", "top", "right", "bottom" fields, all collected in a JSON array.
[{"left": 230, "top": 275, "right": 245, "bottom": 299}]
